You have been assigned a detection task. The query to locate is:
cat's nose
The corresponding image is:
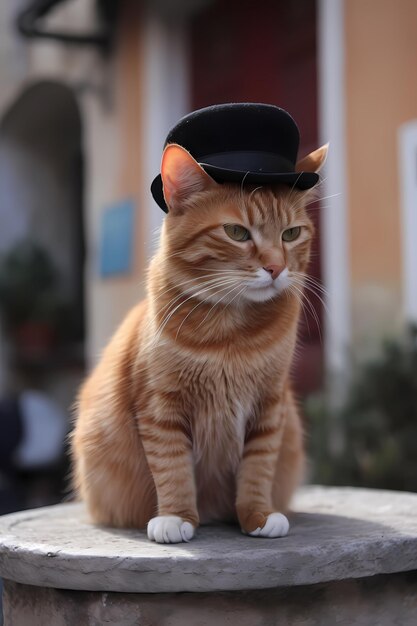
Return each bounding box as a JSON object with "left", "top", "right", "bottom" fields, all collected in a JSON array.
[{"left": 263, "top": 265, "right": 283, "bottom": 280}]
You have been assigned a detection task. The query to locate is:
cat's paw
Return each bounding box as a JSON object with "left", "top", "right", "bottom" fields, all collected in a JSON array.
[
  {"left": 245, "top": 512, "right": 289, "bottom": 538},
  {"left": 147, "top": 515, "right": 195, "bottom": 543}
]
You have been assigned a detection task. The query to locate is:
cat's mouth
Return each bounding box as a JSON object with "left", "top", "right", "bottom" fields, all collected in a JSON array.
[
  {"left": 244, "top": 268, "right": 291, "bottom": 303},
  {"left": 244, "top": 283, "right": 283, "bottom": 303}
]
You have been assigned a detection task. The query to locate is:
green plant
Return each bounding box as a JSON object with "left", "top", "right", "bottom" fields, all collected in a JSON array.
[
  {"left": 306, "top": 325, "right": 417, "bottom": 492},
  {"left": 0, "top": 239, "right": 60, "bottom": 330}
]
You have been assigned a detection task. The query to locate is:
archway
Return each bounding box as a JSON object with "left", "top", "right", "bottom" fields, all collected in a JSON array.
[{"left": 0, "top": 80, "right": 85, "bottom": 351}]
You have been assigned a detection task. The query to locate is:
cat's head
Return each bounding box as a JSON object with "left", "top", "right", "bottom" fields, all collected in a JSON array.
[{"left": 158, "top": 142, "right": 327, "bottom": 306}]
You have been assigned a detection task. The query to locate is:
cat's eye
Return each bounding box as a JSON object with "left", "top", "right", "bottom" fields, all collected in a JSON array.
[
  {"left": 224, "top": 224, "right": 251, "bottom": 241},
  {"left": 282, "top": 227, "right": 301, "bottom": 242}
]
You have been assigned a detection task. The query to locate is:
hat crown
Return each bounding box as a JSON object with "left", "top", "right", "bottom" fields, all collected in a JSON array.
[{"left": 165, "top": 103, "right": 300, "bottom": 168}]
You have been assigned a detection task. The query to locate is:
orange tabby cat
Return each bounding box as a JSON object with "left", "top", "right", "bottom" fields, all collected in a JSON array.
[{"left": 72, "top": 141, "right": 327, "bottom": 543}]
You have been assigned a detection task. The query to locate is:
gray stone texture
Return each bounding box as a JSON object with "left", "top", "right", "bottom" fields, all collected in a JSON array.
[
  {"left": 3, "top": 573, "right": 417, "bottom": 626},
  {"left": 1, "top": 486, "right": 417, "bottom": 593}
]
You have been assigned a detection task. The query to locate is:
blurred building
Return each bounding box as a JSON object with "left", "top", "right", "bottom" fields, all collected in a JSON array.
[{"left": 0, "top": 0, "right": 416, "bottom": 405}]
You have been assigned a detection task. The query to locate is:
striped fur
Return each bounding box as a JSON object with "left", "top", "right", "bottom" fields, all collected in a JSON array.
[{"left": 72, "top": 143, "right": 327, "bottom": 540}]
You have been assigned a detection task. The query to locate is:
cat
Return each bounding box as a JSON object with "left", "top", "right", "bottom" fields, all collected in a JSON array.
[{"left": 71, "top": 141, "right": 328, "bottom": 543}]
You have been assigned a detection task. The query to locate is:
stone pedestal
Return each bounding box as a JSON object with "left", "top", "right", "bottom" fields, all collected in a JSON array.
[{"left": 1, "top": 486, "right": 417, "bottom": 625}]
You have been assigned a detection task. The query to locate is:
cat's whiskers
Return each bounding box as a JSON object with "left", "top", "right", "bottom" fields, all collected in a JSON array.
[
  {"left": 291, "top": 188, "right": 340, "bottom": 215},
  {"left": 309, "top": 191, "right": 341, "bottom": 205},
  {"left": 192, "top": 267, "right": 254, "bottom": 280},
  {"left": 219, "top": 284, "right": 248, "bottom": 315},
  {"left": 290, "top": 272, "right": 329, "bottom": 316},
  {"left": 192, "top": 267, "right": 240, "bottom": 272},
  {"left": 281, "top": 172, "right": 304, "bottom": 217},
  {"left": 249, "top": 186, "right": 263, "bottom": 203},
  {"left": 175, "top": 280, "right": 243, "bottom": 340},
  {"left": 284, "top": 284, "right": 311, "bottom": 336},
  {"left": 305, "top": 202, "right": 337, "bottom": 213},
  {"left": 239, "top": 171, "right": 250, "bottom": 214},
  {"left": 159, "top": 248, "right": 188, "bottom": 261},
  {"left": 302, "top": 192, "right": 341, "bottom": 213},
  {"left": 236, "top": 287, "right": 248, "bottom": 308},
  {"left": 144, "top": 275, "right": 238, "bottom": 338},
  {"left": 160, "top": 273, "right": 241, "bottom": 310},
  {"left": 302, "top": 284, "right": 329, "bottom": 317},
  {"left": 153, "top": 277, "right": 239, "bottom": 345},
  {"left": 288, "top": 283, "right": 323, "bottom": 342},
  {"left": 155, "top": 280, "right": 238, "bottom": 346},
  {"left": 285, "top": 195, "right": 311, "bottom": 215},
  {"left": 290, "top": 275, "right": 324, "bottom": 310},
  {"left": 152, "top": 272, "right": 241, "bottom": 305},
  {"left": 155, "top": 277, "right": 238, "bottom": 326},
  {"left": 193, "top": 281, "right": 246, "bottom": 333},
  {"left": 282, "top": 179, "right": 334, "bottom": 216},
  {"left": 287, "top": 285, "right": 315, "bottom": 339},
  {"left": 291, "top": 271, "right": 328, "bottom": 297},
  {"left": 301, "top": 278, "right": 329, "bottom": 300}
]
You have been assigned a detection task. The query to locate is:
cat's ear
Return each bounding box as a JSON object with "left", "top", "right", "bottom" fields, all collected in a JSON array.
[
  {"left": 161, "top": 143, "right": 216, "bottom": 213},
  {"left": 296, "top": 143, "right": 329, "bottom": 173}
]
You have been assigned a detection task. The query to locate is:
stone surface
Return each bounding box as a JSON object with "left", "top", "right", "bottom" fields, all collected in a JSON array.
[
  {"left": 4, "top": 572, "right": 417, "bottom": 626},
  {"left": 1, "top": 486, "right": 417, "bottom": 593}
]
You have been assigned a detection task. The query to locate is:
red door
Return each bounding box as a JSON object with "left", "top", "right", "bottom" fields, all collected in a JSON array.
[{"left": 190, "top": 0, "right": 323, "bottom": 395}]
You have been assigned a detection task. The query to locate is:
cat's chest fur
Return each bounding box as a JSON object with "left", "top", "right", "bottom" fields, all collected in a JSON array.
[
  {"left": 158, "top": 341, "right": 286, "bottom": 472},
  {"left": 187, "top": 357, "right": 251, "bottom": 458}
]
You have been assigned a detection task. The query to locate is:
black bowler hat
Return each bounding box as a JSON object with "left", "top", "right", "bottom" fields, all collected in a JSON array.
[{"left": 151, "top": 103, "right": 319, "bottom": 213}]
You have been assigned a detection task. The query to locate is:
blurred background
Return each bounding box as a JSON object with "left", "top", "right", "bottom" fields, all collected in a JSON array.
[{"left": 0, "top": 0, "right": 417, "bottom": 524}]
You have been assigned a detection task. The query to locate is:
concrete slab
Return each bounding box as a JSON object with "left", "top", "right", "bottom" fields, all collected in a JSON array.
[{"left": 1, "top": 486, "right": 417, "bottom": 593}]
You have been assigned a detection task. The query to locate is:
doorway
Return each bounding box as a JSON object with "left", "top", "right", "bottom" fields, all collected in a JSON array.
[{"left": 190, "top": 0, "right": 322, "bottom": 394}]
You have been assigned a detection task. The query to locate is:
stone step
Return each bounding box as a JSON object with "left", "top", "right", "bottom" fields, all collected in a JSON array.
[{"left": 1, "top": 486, "right": 417, "bottom": 624}]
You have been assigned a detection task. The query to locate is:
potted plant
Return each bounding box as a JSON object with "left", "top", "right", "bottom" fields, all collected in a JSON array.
[{"left": 0, "top": 239, "right": 63, "bottom": 356}]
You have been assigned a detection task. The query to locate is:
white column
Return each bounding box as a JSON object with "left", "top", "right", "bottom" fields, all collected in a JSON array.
[
  {"left": 141, "top": 7, "right": 190, "bottom": 259},
  {"left": 398, "top": 120, "right": 417, "bottom": 324},
  {"left": 317, "top": 0, "right": 351, "bottom": 397}
]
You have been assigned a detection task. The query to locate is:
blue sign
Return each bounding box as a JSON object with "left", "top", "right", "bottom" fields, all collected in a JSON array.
[{"left": 99, "top": 199, "right": 135, "bottom": 277}]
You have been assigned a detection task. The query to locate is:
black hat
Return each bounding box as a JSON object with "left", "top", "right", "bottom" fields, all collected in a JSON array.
[{"left": 151, "top": 103, "right": 319, "bottom": 213}]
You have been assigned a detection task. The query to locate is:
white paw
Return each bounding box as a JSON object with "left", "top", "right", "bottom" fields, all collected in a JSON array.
[
  {"left": 147, "top": 515, "right": 195, "bottom": 544},
  {"left": 248, "top": 512, "right": 289, "bottom": 538}
]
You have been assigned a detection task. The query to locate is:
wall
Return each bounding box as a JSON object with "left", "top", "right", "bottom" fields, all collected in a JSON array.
[
  {"left": 345, "top": 0, "right": 417, "bottom": 357},
  {"left": 83, "top": 1, "right": 146, "bottom": 364}
]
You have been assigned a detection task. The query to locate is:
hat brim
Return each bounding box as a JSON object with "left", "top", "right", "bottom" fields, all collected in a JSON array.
[{"left": 151, "top": 166, "right": 319, "bottom": 213}]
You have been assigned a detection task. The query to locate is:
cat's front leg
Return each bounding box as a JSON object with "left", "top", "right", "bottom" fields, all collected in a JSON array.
[
  {"left": 236, "top": 396, "right": 289, "bottom": 538},
  {"left": 138, "top": 394, "right": 199, "bottom": 544}
]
